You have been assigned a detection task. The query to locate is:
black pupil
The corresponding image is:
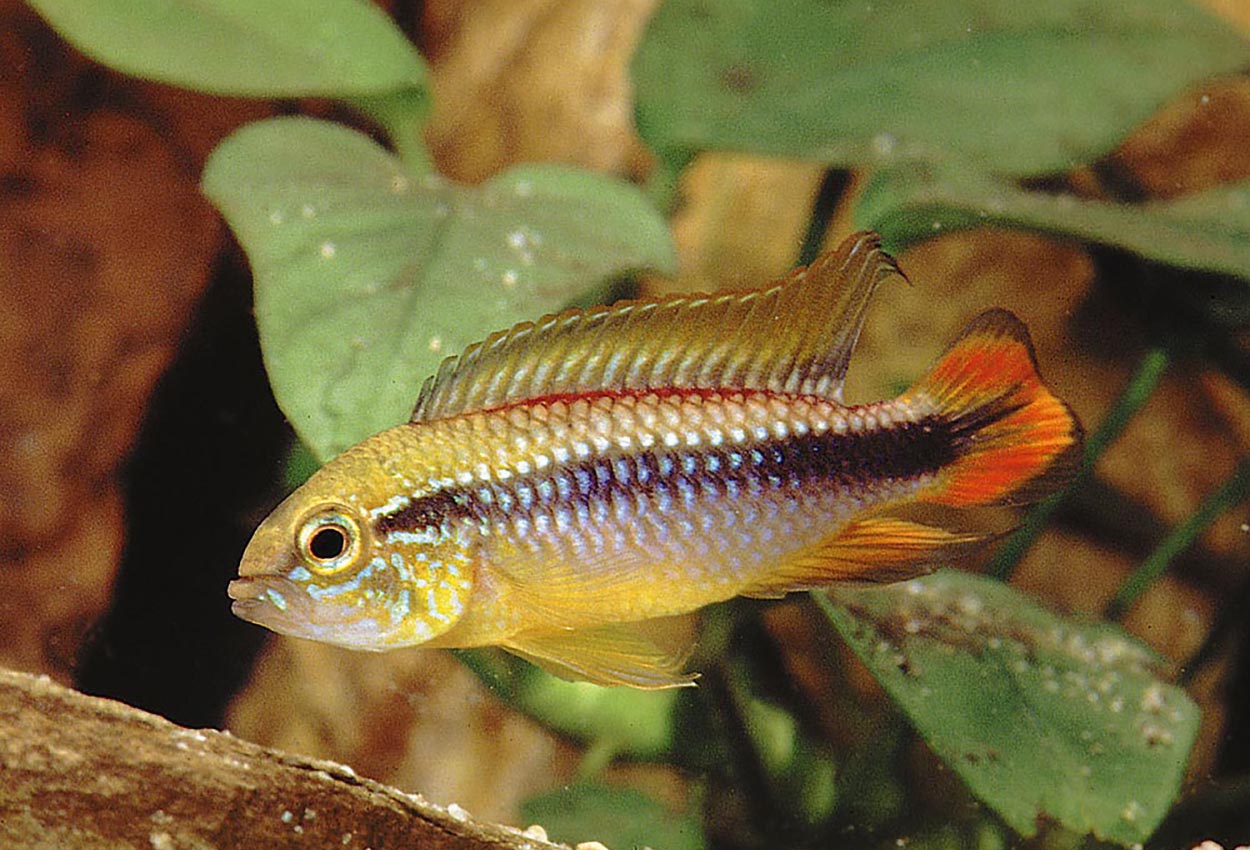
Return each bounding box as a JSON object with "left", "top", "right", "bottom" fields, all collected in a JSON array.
[{"left": 309, "top": 526, "right": 347, "bottom": 561}]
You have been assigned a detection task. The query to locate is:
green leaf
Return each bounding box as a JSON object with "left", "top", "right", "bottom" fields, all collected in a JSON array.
[
  {"left": 857, "top": 162, "right": 1250, "bottom": 282},
  {"left": 817, "top": 570, "right": 1200, "bottom": 846},
  {"left": 520, "top": 782, "right": 706, "bottom": 850},
  {"left": 203, "top": 117, "right": 676, "bottom": 461},
  {"left": 281, "top": 439, "right": 321, "bottom": 491},
  {"left": 633, "top": 0, "right": 1249, "bottom": 176},
  {"left": 26, "top": 0, "right": 425, "bottom": 98}
]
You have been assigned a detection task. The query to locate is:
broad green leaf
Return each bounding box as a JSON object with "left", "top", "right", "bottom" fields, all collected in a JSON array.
[
  {"left": 521, "top": 783, "right": 706, "bottom": 850},
  {"left": 633, "top": 0, "right": 1249, "bottom": 176},
  {"left": 817, "top": 571, "right": 1200, "bottom": 846},
  {"left": 857, "top": 162, "right": 1250, "bottom": 283},
  {"left": 203, "top": 117, "right": 675, "bottom": 461},
  {"left": 26, "top": 0, "right": 425, "bottom": 98}
]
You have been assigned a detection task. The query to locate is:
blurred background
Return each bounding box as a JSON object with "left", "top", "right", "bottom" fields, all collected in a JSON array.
[{"left": 3, "top": 1, "right": 1250, "bottom": 848}]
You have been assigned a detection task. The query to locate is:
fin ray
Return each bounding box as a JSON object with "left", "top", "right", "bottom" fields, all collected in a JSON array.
[
  {"left": 904, "top": 309, "right": 1083, "bottom": 507},
  {"left": 413, "top": 232, "right": 902, "bottom": 421},
  {"left": 503, "top": 621, "right": 698, "bottom": 689},
  {"left": 741, "top": 517, "right": 985, "bottom": 598}
]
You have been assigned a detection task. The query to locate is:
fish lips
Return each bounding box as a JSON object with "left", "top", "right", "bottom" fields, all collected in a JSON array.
[
  {"left": 228, "top": 574, "right": 309, "bottom": 634},
  {"left": 229, "top": 574, "right": 399, "bottom": 648}
]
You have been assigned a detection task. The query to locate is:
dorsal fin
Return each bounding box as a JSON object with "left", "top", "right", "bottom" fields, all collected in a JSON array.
[{"left": 412, "top": 231, "right": 902, "bottom": 422}]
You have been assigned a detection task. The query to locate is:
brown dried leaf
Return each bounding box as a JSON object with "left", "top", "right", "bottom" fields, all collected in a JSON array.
[
  {"left": 423, "top": 0, "right": 658, "bottom": 183},
  {"left": 1112, "top": 78, "right": 1250, "bottom": 199},
  {"left": 655, "top": 153, "right": 826, "bottom": 297}
]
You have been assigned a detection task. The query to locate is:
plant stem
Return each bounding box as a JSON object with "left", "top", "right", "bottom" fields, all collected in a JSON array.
[
  {"left": 351, "top": 92, "right": 433, "bottom": 174},
  {"left": 987, "top": 346, "right": 1171, "bottom": 581},
  {"left": 642, "top": 151, "right": 690, "bottom": 215},
  {"left": 796, "top": 169, "right": 852, "bottom": 267},
  {"left": 1106, "top": 456, "right": 1250, "bottom": 620}
]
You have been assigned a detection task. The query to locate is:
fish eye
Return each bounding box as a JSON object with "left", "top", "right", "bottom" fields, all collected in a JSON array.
[
  {"left": 310, "top": 526, "right": 346, "bottom": 560},
  {"left": 297, "top": 509, "right": 361, "bottom": 575}
]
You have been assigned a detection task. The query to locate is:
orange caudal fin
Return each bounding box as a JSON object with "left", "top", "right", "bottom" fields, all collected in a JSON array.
[{"left": 906, "top": 309, "right": 1083, "bottom": 507}]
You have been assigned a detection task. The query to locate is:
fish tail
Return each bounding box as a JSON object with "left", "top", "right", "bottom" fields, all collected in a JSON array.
[{"left": 906, "top": 309, "right": 1083, "bottom": 507}]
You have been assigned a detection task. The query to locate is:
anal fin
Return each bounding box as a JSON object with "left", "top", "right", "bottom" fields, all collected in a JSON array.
[
  {"left": 503, "top": 619, "right": 698, "bottom": 689},
  {"left": 741, "top": 517, "right": 985, "bottom": 598}
]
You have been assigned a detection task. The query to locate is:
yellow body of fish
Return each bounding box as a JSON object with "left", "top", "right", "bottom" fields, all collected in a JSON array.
[{"left": 230, "top": 233, "right": 1081, "bottom": 688}]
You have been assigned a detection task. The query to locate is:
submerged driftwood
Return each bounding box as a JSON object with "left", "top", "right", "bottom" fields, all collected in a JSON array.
[{"left": 0, "top": 668, "right": 566, "bottom": 849}]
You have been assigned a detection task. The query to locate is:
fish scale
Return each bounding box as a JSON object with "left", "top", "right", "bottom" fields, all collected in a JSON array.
[
  {"left": 370, "top": 390, "right": 952, "bottom": 637},
  {"left": 230, "top": 232, "right": 1082, "bottom": 688}
]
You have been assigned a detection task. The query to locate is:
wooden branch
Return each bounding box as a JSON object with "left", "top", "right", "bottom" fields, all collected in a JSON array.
[{"left": 0, "top": 668, "right": 570, "bottom": 850}]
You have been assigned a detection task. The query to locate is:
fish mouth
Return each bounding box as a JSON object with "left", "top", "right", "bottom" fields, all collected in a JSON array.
[
  {"left": 228, "top": 575, "right": 308, "bottom": 634},
  {"left": 228, "top": 574, "right": 396, "bottom": 649}
]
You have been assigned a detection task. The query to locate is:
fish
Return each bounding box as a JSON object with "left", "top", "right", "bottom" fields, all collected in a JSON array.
[{"left": 229, "top": 231, "right": 1082, "bottom": 688}]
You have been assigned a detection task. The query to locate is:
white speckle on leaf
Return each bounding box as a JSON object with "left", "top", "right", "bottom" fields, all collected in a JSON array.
[
  {"left": 428, "top": 336, "right": 443, "bottom": 353},
  {"left": 149, "top": 832, "right": 174, "bottom": 850},
  {"left": 320, "top": 241, "right": 337, "bottom": 259},
  {"left": 515, "top": 179, "right": 533, "bottom": 197},
  {"left": 1141, "top": 683, "right": 1166, "bottom": 714},
  {"left": 872, "top": 132, "right": 896, "bottom": 157},
  {"left": 391, "top": 174, "right": 410, "bottom": 193},
  {"left": 300, "top": 204, "right": 316, "bottom": 219},
  {"left": 268, "top": 209, "right": 285, "bottom": 225},
  {"left": 281, "top": 810, "right": 294, "bottom": 824},
  {"left": 1139, "top": 720, "right": 1174, "bottom": 748},
  {"left": 502, "top": 269, "right": 518, "bottom": 288}
]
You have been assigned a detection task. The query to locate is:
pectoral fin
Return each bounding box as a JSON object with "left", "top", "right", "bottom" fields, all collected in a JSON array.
[
  {"left": 503, "top": 620, "right": 698, "bottom": 689},
  {"left": 741, "top": 517, "right": 986, "bottom": 598}
]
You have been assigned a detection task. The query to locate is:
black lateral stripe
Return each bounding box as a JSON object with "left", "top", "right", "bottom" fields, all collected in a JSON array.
[
  {"left": 373, "top": 412, "right": 970, "bottom": 537},
  {"left": 374, "top": 489, "right": 471, "bottom": 536}
]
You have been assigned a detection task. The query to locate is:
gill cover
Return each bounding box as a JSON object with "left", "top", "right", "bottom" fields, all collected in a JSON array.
[{"left": 230, "top": 432, "right": 476, "bottom": 649}]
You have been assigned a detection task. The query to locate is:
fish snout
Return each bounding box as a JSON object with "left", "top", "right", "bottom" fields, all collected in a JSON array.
[
  {"left": 229, "top": 517, "right": 308, "bottom": 627},
  {"left": 236, "top": 517, "right": 295, "bottom": 578}
]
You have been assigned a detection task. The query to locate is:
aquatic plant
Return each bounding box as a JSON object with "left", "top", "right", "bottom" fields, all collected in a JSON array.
[{"left": 24, "top": 1, "right": 1250, "bottom": 847}]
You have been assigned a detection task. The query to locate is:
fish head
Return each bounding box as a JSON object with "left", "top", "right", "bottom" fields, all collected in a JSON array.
[{"left": 228, "top": 430, "right": 475, "bottom": 650}]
